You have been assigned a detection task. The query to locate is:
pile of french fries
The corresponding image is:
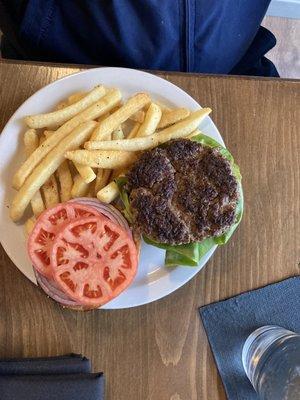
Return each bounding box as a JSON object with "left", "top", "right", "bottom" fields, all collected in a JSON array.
[{"left": 10, "top": 84, "right": 211, "bottom": 231}]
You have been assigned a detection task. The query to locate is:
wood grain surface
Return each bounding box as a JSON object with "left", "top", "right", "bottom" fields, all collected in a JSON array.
[{"left": 0, "top": 61, "right": 299, "bottom": 400}]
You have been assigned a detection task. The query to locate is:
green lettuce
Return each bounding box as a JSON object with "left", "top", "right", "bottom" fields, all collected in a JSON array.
[
  {"left": 116, "top": 133, "right": 243, "bottom": 267},
  {"left": 115, "top": 176, "right": 133, "bottom": 223},
  {"left": 144, "top": 236, "right": 216, "bottom": 267}
]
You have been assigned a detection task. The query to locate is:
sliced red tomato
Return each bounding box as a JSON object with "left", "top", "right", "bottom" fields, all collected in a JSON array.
[
  {"left": 50, "top": 215, "right": 138, "bottom": 307},
  {"left": 28, "top": 203, "right": 101, "bottom": 278}
]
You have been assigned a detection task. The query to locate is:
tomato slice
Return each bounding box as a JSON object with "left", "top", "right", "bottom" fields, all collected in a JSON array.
[
  {"left": 50, "top": 216, "right": 138, "bottom": 307},
  {"left": 28, "top": 203, "right": 101, "bottom": 278}
]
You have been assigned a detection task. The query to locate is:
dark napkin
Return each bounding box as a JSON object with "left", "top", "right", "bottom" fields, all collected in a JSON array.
[
  {"left": 0, "top": 373, "right": 104, "bottom": 400},
  {"left": 0, "top": 354, "right": 91, "bottom": 375},
  {"left": 199, "top": 276, "right": 300, "bottom": 400}
]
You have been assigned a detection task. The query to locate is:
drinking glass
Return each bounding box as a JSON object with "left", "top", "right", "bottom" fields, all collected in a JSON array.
[{"left": 242, "top": 325, "right": 300, "bottom": 400}]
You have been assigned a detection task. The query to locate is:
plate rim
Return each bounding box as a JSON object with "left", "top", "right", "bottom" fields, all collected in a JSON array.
[{"left": 0, "top": 66, "right": 224, "bottom": 309}]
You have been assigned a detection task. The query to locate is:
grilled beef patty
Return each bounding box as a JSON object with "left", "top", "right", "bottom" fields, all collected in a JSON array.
[{"left": 126, "top": 139, "right": 239, "bottom": 245}]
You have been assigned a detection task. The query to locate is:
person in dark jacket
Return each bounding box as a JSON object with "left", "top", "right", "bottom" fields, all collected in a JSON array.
[{"left": 0, "top": 0, "right": 279, "bottom": 77}]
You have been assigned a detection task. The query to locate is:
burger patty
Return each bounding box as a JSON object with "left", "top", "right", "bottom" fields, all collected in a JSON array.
[{"left": 126, "top": 139, "right": 239, "bottom": 245}]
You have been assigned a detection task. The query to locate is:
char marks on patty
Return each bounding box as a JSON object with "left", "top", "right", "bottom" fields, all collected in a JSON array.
[{"left": 126, "top": 139, "right": 239, "bottom": 245}]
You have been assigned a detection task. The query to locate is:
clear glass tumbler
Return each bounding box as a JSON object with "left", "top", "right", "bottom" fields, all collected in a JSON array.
[{"left": 242, "top": 326, "right": 300, "bottom": 400}]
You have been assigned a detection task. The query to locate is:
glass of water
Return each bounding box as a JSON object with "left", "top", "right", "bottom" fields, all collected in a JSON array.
[{"left": 242, "top": 326, "right": 300, "bottom": 400}]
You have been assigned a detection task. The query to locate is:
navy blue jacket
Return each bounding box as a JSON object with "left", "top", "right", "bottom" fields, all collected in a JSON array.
[{"left": 0, "top": 0, "right": 278, "bottom": 76}]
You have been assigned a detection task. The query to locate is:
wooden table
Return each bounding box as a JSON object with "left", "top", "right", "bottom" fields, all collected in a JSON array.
[{"left": 0, "top": 61, "right": 299, "bottom": 400}]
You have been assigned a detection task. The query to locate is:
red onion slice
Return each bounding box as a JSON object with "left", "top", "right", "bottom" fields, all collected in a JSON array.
[
  {"left": 69, "top": 197, "right": 132, "bottom": 236},
  {"left": 33, "top": 198, "right": 133, "bottom": 308},
  {"left": 35, "top": 269, "right": 81, "bottom": 308}
]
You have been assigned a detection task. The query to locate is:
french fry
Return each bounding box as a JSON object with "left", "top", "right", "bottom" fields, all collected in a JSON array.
[
  {"left": 42, "top": 175, "right": 60, "bottom": 208},
  {"left": 10, "top": 121, "right": 97, "bottom": 221},
  {"left": 13, "top": 89, "right": 121, "bottom": 189},
  {"left": 68, "top": 91, "right": 86, "bottom": 105},
  {"left": 108, "top": 103, "right": 122, "bottom": 115},
  {"left": 94, "top": 130, "right": 113, "bottom": 194},
  {"left": 85, "top": 136, "right": 154, "bottom": 152},
  {"left": 95, "top": 169, "right": 111, "bottom": 193},
  {"left": 24, "top": 85, "right": 106, "bottom": 129},
  {"left": 73, "top": 162, "right": 96, "bottom": 183},
  {"left": 24, "top": 129, "right": 39, "bottom": 157},
  {"left": 97, "top": 112, "right": 110, "bottom": 123},
  {"left": 55, "top": 101, "right": 68, "bottom": 111},
  {"left": 112, "top": 125, "right": 124, "bottom": 140},
  {"left": 39, "top": 135, "right": 60, "bottom": 208},
  {"left": 43, "top": 130, "right": 55, "bottom": 138},
  {"left": 136, "top": 103, "right": 162, "bottom": 137},
  {"left": 65, "top": 149, "right": 137, "bottom": 169},
  {"left": 155, "top": 101, "right": 172, "bottom": 112},
  {"left": 31, "top": 192, "right": 45, "bottom": 217},
  {"left": 30, "top": 191, "right": 45, "bottom": 217},
  {"left": 23, "top": 129, "right": 45, "bottom": 217},
  {"left": 25, "top": 217, "right": 36, "bottom": 235},
  {"left": 91, "top": 93, "right": 151, "bottom": 141},
  {"left": 71, "top": 175, "right": 90, "bottom": 198},
  {"left": 129, "top": 110, "right": 145, "bottom": 123},
  {"left": 57, "top": 161, "right": 73, "bottom": 202},
  {"left": 126, "top": 122, "right": 140, "bottom": 138},
  {"left": 87, "top": 179, "right": 96, "bottom": 198},
  {"left": 97, "top": 181, "right": 119, "bottom": 203},
  {"left": 39, "top": 135, "right": 46, "bottom": 145},
  {"left": 85, "top": 108, "right": 211, "bottom": 152},
  {"left": 157, "top": 108, "right": 190, "bottom": 129}
]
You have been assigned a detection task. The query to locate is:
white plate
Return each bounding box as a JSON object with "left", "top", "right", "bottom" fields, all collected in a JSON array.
[{"left": 0, "top": 67, "right": 225, "bottom": 309}]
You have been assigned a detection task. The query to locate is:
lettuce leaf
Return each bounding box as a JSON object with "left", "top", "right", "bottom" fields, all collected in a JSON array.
[
  {"left": 115, "top": 133, "right": 243, "bottom": 267},
  {"left": 144, "top": 236, "right": 216, "bottom": 267},
  {"left": 115, "top": 176, "right": 133, "bottom": 223}
]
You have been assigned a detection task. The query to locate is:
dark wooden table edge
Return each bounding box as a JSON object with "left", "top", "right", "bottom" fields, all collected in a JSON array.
[{"left": 1, "top": 58, "right": 299, "bottom": 84}]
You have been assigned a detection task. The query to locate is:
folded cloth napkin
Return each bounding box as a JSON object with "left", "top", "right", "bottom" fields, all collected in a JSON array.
[
  {"left": 0, "top": 373, "right": 104, "bottom": 400},
  {"left": 199, "top": 276, "right": 300, "bottom": 400},
  {"left": 0, "top": 354, "right": 91, "bottom": 375}
]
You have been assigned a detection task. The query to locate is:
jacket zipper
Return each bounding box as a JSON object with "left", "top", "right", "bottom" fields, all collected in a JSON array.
[{"left": 184, "top": 0, "right": 190, "bottom": 71}]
